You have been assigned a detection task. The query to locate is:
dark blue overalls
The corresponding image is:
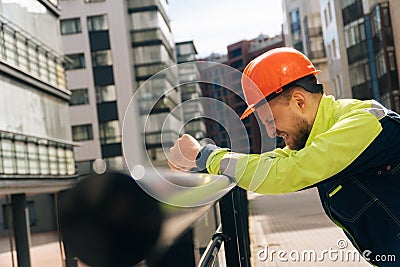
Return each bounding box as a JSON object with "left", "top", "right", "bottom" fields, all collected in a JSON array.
[{"left": 317, "top": 110, "right": 400, "bottom": 266}]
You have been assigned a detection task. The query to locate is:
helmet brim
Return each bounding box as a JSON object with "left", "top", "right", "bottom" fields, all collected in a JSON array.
[{"left": 240, "top": 104, "right": 256, "bottom": 120}]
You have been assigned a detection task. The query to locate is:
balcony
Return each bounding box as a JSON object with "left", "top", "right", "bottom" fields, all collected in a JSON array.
[
  {"left": 342, "top": 0, "right": 363, "bottom": 26},
  {"left": 131, "top": 28, "right": 174, "bottom": 59},
  {"left": 127, "top": 0, "right": 169, "bottom": 30},
  {"left": 0, "top": 130, "right": 78, "bottom": 195},
  {"left": 0, "top": 15, "right": 67, "bottom": 93},
  {"left": 347, "top": 40, "right": 368, "bottom": 65}
]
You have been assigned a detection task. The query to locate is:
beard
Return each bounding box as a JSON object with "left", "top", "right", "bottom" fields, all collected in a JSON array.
[{"left": 289, "top": 113, "right": 312, "bottom": 151}]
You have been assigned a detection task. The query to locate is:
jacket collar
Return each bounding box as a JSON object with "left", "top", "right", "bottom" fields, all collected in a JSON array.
[{"left": 305, "top": 94, "right": 337, "bottom": 147}]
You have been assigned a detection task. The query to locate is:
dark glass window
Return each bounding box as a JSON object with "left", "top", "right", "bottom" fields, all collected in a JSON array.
[
  {"left": 3, "top": 201, "right": 36, "bottom": 229},
  {"left": 72, "top": 124, "right": 93, "bottom": 141},
  {"left": 60, "top": 18, "right": 81, "bottom": 35},
  {"left": 76, "top": 160, "right": 95, "bottom": 175},
  {"left": 70, "top": 88, "right": 89, "bottom": 106},
  {"left": 65, "top": 53, "right": 85, "bottom": 70}
]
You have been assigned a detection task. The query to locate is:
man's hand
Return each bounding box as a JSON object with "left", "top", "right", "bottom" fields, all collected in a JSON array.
[{"left": 168, "top": 134, "right": 201, "bottom": 171}]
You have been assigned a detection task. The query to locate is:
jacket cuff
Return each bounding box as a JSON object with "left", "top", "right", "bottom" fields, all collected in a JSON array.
[{"left": 194, "top": 144, "right": 220, "bottom": 173}]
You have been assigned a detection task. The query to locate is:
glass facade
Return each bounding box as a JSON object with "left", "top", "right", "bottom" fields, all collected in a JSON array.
[
  {"left": 0, "top": 1, "right": 76, "bottom": 180},
  {"left": 0, "top": 131, "right": 75, "bottom": 176},
  {"left": 0, "top": 0, "right": 62, "bottom": 51},
  {"left": 0, "top": 17, "right": 66, "bottom": 90}
]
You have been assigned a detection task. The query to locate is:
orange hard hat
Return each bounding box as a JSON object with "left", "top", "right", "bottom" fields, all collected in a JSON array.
[{"left": 240, "top": 47, "right": 320, "bottom": 120}]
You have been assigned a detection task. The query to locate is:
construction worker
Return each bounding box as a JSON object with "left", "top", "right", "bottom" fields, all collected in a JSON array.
[{"left": 168, "top": 47, "right": 400, "bottom": 266}]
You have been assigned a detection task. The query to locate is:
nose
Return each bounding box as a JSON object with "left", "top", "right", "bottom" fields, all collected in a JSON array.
[{"left": 264, "top": 122, "right": 276, "bottom": 138}]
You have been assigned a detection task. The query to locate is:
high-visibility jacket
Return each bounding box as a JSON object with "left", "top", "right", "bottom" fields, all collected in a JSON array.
[{"left": 196, "top": 94, "right": 400, "bottom": 266}]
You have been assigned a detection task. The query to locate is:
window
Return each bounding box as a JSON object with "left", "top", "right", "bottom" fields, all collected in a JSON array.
[
  {"left": 1, "top": 139, "right": 15, "bottom": 174},
  {"left": 15, "top": 141, "right": 27, "bottom": 175},
  {"left": 87, "top": 14, "right": 108, "bottom": 32},
  {"left": 388, "top": 51, "right": 396, "bottom": 71},
  {"left": 99, "top": 120, "right": 121, "bottom": 144},
  {"left": 324, "top": 9, "right": 329, "bottom": 27},
  {"left": 65, "top": 53, "right": 85, "bottom": 70},
  {"left": 70, "top": 88, "right": 89, "bottom": 106},
  {"left": 349, "top": 60, "right": 369, "bottom": 86},
  {"left": 332, "top": 39, "right": 337, "bottom": 59},
  {"left": 72, "top": 124, "right": 93, "bottom": 141},
  {"left": 76, "top": 160, "right": 95, "bottom": 175},
  {"left": 133, "top": 45, "right": 170, "bottom": 65},
  {"left": 341, "top": 0, "right": 356, "bottom": 9},
  {"left": 327, "top": 2, "right": 332, "bottom": 23},
  {"left": 344, "top": 20, "right": 366, "bottom": 48},
  {"left": 104, "top": 156, "right": 124, "bottom": 171},
  {"left": 27, "top": 142, "right": 39, "bottom": 175},
  {"left": 375, "top": 51, "right": 387, "bottom": 78},
  {"left": 3, "top": 201, "right": 36, "bottom": 229},
  {"left": 60, "top": 18, "right": 81, "bottom": 35},
  {"left": 38, "top": 145, "right": 49, "bottom": 175},
  {"left": 96, "top": 85, "right": 116, "bottom": 103},
  {"left": 91, "top": 50, "right": 112, "bottom": 66}
]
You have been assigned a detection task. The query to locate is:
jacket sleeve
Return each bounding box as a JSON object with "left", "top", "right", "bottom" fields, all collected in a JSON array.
[{"left": 204, "top": 110, "right": 383, "bottom": 194}]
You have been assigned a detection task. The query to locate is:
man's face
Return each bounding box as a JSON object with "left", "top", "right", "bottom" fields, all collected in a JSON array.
[{"left": 255, "top": 97, "right": 312, "bottom": 150}]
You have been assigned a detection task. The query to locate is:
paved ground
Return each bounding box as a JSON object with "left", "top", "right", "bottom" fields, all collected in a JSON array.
[
  {"left": 0, "top": 188, "right": 371, "bottom": 266},
  {"left": 0, "top": 232, "right": 87, "bottom": 267},
  {"left": 248, "top": 188, "right": 371, "bottom": 266}
]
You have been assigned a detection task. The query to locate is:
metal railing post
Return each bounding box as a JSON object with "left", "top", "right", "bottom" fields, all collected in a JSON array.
[
  {"left": 232, "top": 187, "right": 251, "bottom": 267},
  {"left": 219, "top": 189, "right": 240, "bottom": 267}
]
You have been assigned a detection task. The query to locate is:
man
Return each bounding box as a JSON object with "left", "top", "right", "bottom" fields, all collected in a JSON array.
[{"left": 168, "top": 47, "right": 400, "bottom": 266}]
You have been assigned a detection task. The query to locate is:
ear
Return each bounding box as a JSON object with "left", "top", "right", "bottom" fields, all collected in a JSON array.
[{"left": 291, "top": 90, "right": 306, "bottom": 111}]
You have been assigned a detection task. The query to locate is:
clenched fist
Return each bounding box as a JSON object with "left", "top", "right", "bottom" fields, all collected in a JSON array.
[{"left": 168, "top": 134, "right": 201, "bottom": 171}]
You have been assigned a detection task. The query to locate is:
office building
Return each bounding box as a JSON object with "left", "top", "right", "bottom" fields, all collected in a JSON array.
[
  {"left": 319, "top": 0, "right": 399, "bottom": 111},
  {"left": 176, "top": 41, "right": 207, "bottom": 140},
  {"left": 60, "top": 0, "right": 182, "bottom": 171},
  {"left": 0, "top": 0, "right": 76, "bottom": 265},
  {"left": 282, "top": 0, "right": 331, "bottom": 95}
]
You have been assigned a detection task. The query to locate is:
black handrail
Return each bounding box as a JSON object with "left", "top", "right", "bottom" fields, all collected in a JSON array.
[
  {"left": 58, "top": 170, "right": 251, "bottom": 267},
  {"left": 198, "top": 224, "right": 228, "bottom": 267}
]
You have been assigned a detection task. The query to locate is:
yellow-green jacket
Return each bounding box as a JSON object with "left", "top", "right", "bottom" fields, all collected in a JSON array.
[{"left": 196, "top": 94, "right": 400, "bottom": 266}]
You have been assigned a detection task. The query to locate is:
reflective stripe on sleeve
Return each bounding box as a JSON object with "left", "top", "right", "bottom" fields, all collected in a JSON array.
[
  {"left": 219, "top": 153, "right": 242, "bottom": 178},
  {"left": 365, "top": 100, "right": 388, "bottom": 120}
]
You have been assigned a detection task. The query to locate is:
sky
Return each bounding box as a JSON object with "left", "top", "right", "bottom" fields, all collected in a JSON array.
[{"left": 169, "top": 0, "right": 284, "bottom": 58}]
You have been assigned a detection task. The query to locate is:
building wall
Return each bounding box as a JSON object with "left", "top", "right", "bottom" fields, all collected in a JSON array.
[
  {"left": 61, "top": 0, "right": 182, "bottom": 171},
  {"left": 389, "top": 0, "right": 400, "bottom": 86},
  {"left": 0, "top": 0, "right": 62, "bottom": 51},
  {"left": 0, "top": 0, "right": 76, "bottom": 240}
]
